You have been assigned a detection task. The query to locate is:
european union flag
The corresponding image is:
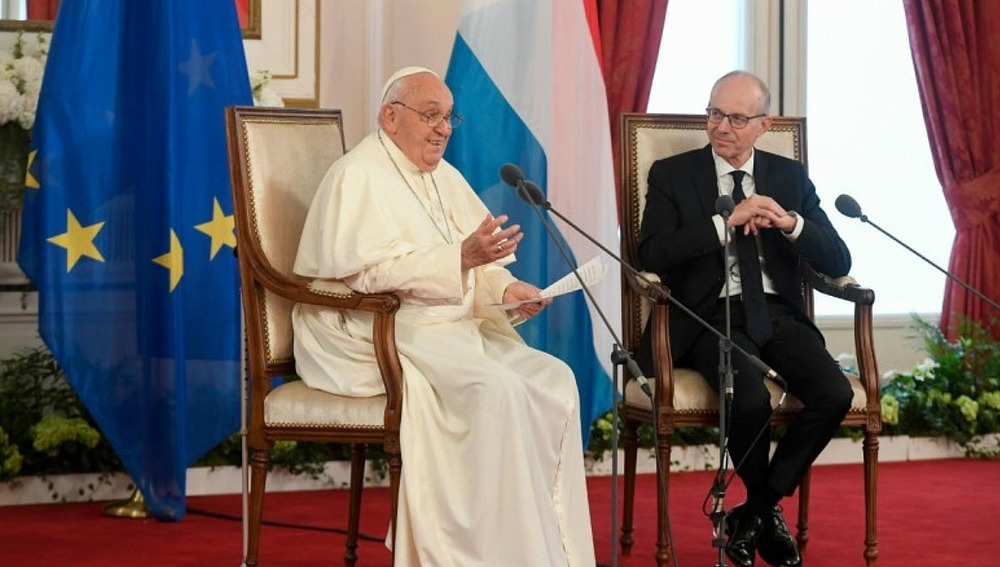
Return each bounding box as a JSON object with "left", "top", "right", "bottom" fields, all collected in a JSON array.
[{"left": 18, "top": 2, "right": 252, "bottom": 520}]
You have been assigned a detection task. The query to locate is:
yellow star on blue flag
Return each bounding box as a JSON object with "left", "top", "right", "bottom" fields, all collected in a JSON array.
[
  {"left": 194, "top": 197, "right": 236, "bottom": 259},
  {"left": 46, "top": 209, "right": 106, "bottom": 271}
]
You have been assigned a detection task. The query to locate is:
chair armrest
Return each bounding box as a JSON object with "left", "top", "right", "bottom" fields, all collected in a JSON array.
[
  {"left": 303, "top": 277, "right": 401, "bottom": 314},
  {"left": 244, "top": 255, "right": 404, "bottom": 423},
  {"left": 246, "top": 244, "right": 402, "bottom": 315},
  {"left": 801, "top": 263, "right": 881, "bottom": 420},
  {"left": 298, "top": 276, "right": 404, "bottom": 419},
  {"left": 801, "top": 262, "right": 874, "bottom": 306},
  {"left": 626, "top": 270, "right": 671, "bottom": 304}
]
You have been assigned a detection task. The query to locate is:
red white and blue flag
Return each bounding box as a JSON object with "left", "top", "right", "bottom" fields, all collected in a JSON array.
[{"left": 444, "top": 0, "right": 618, "bottom": 443}]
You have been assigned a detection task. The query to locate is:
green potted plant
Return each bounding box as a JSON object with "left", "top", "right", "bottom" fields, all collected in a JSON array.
[{"left": 881, "top": 315, "right": 1000, "bottom": 458}]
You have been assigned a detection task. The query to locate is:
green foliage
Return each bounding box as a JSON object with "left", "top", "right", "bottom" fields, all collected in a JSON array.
[
  {"left": 194, "top": 431, "right": 388, "bottom": 481},
  {"left": 881, "top": 316, "right": 1000, "bottom": 458},
  {"left": 0, "top": 427, "right": 24, "bottom": 479},
  {"left": 586, "top": 410, "right": 719, "bottom": 459},
  {"left": 0, "top": 347, "right": 122, "bottom": 480},
  {"left": 0, "top": 347, "right": 389, "bottom": 484}
]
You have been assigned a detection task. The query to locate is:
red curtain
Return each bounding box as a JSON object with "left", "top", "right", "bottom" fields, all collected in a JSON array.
[
  {"left": 26, "top": 0, "right": 59, "bottom": 20},
  {"left": 903, "top": 0, "right": 1000, "bottom": 338},
  {"left": 235, "top": 0, "right": 249, "bottom": 29},
  {"left": 595, "top": 0, "right": 669, "bottom": 217}
]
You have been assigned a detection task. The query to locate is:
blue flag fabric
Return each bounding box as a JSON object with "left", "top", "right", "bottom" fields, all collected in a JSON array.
[
  {"left": 18, "top": 2, "right": 252, "bottom": 520},
  {"left": 444, "top": 0, "right": 620, "bottom": 446}
]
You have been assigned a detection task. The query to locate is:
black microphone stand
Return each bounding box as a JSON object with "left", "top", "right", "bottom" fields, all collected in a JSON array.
[
  {"left": 499, "top": 169, "right": 654, "bottom": 567},
  {"left": 839, "top": 195, "right": 1000, "bottom": 315},
  {"left": 710, "top": 198, "right": 737, "bottom": 567},
  {"left": 509, "top": 172, "right": 789, "bottom": 567}
]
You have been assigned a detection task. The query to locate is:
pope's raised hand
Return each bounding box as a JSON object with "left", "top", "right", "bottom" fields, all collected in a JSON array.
[{"left": 461, "top": 214, "right": 523, "bottom": 271}]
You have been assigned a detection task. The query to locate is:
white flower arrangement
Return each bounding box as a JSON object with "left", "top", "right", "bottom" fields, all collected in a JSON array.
[
  {"left": 250, "top": 69, "right": 284, "bottom": 107},
  {"left": 0, "top": 31, "right": 48, "bottom": 131}
]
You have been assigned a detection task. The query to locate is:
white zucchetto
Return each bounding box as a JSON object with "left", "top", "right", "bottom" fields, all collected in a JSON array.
[{"left": 380, "top": 66, "right": 440, "bottom": 103}]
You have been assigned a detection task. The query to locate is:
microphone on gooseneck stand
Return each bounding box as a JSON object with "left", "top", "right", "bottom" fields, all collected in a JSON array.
[
  {"left": 714, "top": 192, "right": 737, "bottom": 397},
  {"left": 501, "top": 163, "right": 786, "bottom": 567},
  {"left": 714, "top": 193, "right": 789, "bottom": 392},
  {"left": 835, "top": 193, "right": 1000, "bottom": 315},
  {"left": 500, "top": 164, "right": 652, "bottom": 398},
  {"left": 711, "top": 193, "right": 737, "bottom": 556},
  {"left": 510, "top": 171, "right": 789, "bottom": 393},
  {"left": 499, "top": 163, "right": 651, "bottom": 567}
]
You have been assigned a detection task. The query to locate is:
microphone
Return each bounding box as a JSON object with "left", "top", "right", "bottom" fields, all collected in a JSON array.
[
  {"left": 499, "top": 162, "right": 525, "bottom": 187},
  {"left": 834, "top": 194, "right": 864, "bottom": 220},
  {"left": 836, "top": 193, "right": 1000, "bottom": 315},
  {"left": 715, "top": 194, "right": 735, "bottom": 219},
  {"left": 500, "top": 163, "right": 545, "bottom": 208},
  {"left": 521, "top": 181, "right": 547, "bottom": 207}
]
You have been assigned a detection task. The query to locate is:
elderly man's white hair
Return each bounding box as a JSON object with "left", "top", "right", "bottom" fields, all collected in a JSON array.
[{"left": 380, "top": 66, "right": 440, "bottom": 104}]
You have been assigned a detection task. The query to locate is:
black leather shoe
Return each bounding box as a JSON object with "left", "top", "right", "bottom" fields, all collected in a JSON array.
[
  {"left": 725, "top": 504, "right": 763, "bottom": 567},
  {"left": 757, "top": 506, "right": 802, "bottom": 567}
]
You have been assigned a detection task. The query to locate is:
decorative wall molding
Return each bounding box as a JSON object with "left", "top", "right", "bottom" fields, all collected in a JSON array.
[{"left": 243, "top": 0, "right": 319, "bottom": 107}]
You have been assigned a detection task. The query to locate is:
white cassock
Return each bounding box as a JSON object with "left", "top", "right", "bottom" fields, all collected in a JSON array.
[{"left": 292, "top": 129, "right": 596, "bottom": 566}]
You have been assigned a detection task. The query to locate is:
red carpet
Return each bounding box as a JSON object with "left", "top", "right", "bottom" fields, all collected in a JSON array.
[{"left": 2, "top": 459, "right": 997, "bottom": 566}]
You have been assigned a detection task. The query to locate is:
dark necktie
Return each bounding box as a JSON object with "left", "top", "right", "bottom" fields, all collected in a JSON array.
[{"left": 730, "top": 170, "right": 772, "bottom": 345}]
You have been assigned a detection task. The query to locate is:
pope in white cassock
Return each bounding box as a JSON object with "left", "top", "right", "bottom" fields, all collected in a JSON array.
[{"left": 291, "top": 67, "right": 597, "bottom": 566}]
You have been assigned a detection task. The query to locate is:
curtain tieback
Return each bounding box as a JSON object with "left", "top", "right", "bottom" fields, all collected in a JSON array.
[{"left": 945, "top": 169, "right": 1000, "bottom": 231}]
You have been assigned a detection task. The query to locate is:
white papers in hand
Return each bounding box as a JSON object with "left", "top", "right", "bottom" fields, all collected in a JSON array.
[{"left": 494, "top": 256, "right": 607, "bottom": 309}]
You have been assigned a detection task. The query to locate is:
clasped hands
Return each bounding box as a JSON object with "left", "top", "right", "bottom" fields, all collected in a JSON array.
[
  {"left": 727, "top": 194, "right": 797, "bottom": 235},
  {"left": 461, "top": 213, "right": 549, "bottom": 321}
]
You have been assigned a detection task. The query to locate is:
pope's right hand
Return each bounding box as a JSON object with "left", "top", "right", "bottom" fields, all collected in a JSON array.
[{"left": 461, "top": 214, "right": 523, "bottom": 271}]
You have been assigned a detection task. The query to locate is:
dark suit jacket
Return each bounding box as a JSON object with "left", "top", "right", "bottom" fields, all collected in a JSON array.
[{"left": 635, "top": 145, "right": 851, "bottom": 371}]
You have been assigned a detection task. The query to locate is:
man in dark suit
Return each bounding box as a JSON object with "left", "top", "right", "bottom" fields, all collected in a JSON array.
[{"left": 636, "top": 71, "right": 853, "bottom": 567}]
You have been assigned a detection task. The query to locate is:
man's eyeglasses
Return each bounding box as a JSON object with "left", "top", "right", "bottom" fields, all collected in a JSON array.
[
  {"left": 706, "top": 107, "right": 766, "bottom": 129},
  {"left": 391, "top": 101, "right": 463, "bottom": 129}
]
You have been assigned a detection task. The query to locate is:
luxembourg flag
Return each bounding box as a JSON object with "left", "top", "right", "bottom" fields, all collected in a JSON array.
[{"left": 444, "top": 0, "right": 619, "bottom": 444}]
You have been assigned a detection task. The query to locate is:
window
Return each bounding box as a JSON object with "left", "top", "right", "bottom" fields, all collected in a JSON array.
[
  {"left": 647, "top": 0, "right": 951, "bottom": 317},
  {"left": 648, "top": 0, "right": 745, "bottom": 114},
  {"left": 806, "top": 0, "right": 951, "bottom": 317}
]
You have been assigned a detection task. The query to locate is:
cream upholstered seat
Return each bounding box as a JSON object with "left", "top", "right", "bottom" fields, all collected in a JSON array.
[
  {"left": 618, "top": 113, "right": 881, "bottom": 566},
  {"left": 226, "top": 106, "right": 404, "bottom": 567}
]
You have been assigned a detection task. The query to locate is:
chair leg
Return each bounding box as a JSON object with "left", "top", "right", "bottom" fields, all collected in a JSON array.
[
  {"left": 863, "top": 431, "right": 880, "bottom": 566},
  {"left": 655, "top": 426, "right": 673, "bottom": 567},
  {"left": 796, "top": 467, "right": 811, "bottom": 552},
  {"left": 620, "top": 417, "right": 639, "bottom": 556},
  {"left": 244, "top": 449, "right": 270, "bottom": 567},
  {"left": 345, "top": 443, "right": 367, "bottom": 567},
  {"left": 387, "top": 437, "right": 403, "bottom": 564}
]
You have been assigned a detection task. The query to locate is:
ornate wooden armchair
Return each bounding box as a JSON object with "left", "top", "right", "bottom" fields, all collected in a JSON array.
[
  {"left": 618, "top": 113, "right": 881, "bottom": 566},
  {"left": 225, "top": 106, "right": 404, "bottom": 566}
]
